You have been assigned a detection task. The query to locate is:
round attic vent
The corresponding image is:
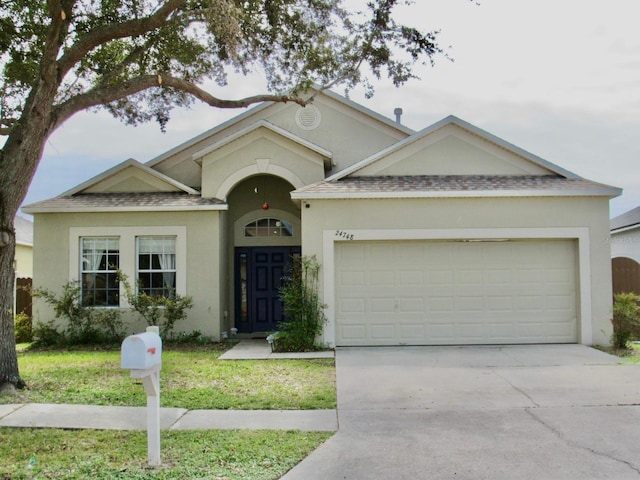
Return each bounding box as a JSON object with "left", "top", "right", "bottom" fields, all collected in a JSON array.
[{"left": 295, "top": 105, "right": 321, "bottom": 130}]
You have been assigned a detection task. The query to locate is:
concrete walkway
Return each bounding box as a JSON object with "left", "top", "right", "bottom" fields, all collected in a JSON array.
[
  {"left": 0, "top": 340, "right": 337, "bottom": 432},
  {"left": 218, "top": 339, "right": 334, "bottom": 360}
]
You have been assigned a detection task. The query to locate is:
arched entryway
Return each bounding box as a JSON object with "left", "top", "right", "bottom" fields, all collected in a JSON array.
[
  {"left": 612, "top": 257, "right": 640, "bottom": 295},
  {"left": 227, "top": 175, "right": 301, "bottom": 334}
]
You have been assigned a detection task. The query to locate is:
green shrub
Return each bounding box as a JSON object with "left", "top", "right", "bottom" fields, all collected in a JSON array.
[
  {"left": 32, "top": 282, "right": 126, "bottom": 346},
  {"left": 31, "top": 320, "right": 65, "bottom": 347},
  {"left": 275, "top": 255, "right": 326, "bottom": 352},
  {"left": 611, "top": 292, "right": 640, "bottom": 349},
  {"left": 118, "top": 271, "right": 193, "bottom": 337},
  {"left": 14, "top": 312, "right": 32, "bottom": 343}
]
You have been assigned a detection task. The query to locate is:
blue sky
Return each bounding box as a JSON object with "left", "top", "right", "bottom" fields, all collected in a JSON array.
[{"left": 13, "top": 0, "right": 640, "bottom": 218}]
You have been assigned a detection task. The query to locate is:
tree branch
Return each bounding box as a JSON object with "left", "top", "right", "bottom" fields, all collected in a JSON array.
[
  {"left": 57, "top": 0, "right": 187, "bottom": 77},
  {"left": 52, "top": 74, "right": 307, "bottom": 130}
]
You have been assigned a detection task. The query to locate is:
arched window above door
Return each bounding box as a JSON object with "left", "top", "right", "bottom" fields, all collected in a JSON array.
[{"left": 244, "top": 218, "right": 294, "bottom": 238}]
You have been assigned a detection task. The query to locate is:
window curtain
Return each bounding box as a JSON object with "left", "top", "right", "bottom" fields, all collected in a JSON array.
[
  {"left": 158, "top": 252, "right": 176, "bottom": 292},
  {"left": 83, "top": 238, "right": 105, "bottom": 272}
]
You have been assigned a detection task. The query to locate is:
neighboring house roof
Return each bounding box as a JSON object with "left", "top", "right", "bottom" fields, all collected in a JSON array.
[
  {"left": 611, "top": 206, "right": 640, "bottom": 233},
  {"left": 14, "top": 215, "right": 33, "bottom": 247},
  {"left": 292, "top": 175, "right": 620, "bottom": 200},
  {"left": 22, "top": 192, "right": 226, "bottom": 214}
]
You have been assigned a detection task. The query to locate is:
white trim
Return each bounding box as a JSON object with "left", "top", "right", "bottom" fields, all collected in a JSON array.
[
  {"left": 611, "top": 224, "right": 640, "bottom": 235},
  {"left": 326, "top": 115, "right": 582, "bottom": 182},
  {"left": 234, "top": 209, "right": 301, "bottom": 247},
  {"left": 70, "top": 226, "right": 187, "bottom": 307},
  {"left": 216, "top": 164, "right": 305, "bottom": 201},
  {"left": 292, "top": 188, "right": 619, "bottom": 200},
  {"left": 192, "top": 120, "right": 332, "bottom": 161},
  {"left": 321, "top": 227, "right": 592, "bottom": 347},
  {"left": 61, "top": 158, "right": 200, "bottom": 196},
  {"left": 24, "top": 204, "right": 227, "bottom": 214}
]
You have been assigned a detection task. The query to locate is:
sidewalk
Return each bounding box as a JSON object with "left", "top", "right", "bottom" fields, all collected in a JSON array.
[
  {"left": 0, "top": 341, "right": 337, "bottom": 432},
  {"left": 0, "top": 403, "right": 337, "bottom": 431}
]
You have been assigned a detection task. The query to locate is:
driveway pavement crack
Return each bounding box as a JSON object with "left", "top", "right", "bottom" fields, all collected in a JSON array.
[
  {"left": 525, "top": 408, "right": 640, "bottom": 476},
  {"left": 492, "top": 370, "right": 540, "bottom": 407}
]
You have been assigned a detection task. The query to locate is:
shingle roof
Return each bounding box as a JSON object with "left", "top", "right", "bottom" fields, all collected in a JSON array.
[
  {"left": 292, "top": 175, "right": 621, "bottom": 199},
  {"left": 22, "top": 192, "right": 226, "bottom": 213},
  {"left": 611, "top": 206, "right": 640, "bottom": 231}
]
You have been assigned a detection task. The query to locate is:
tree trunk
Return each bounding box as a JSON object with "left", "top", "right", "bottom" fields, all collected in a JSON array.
[
  {"left": 0, "top": 220, "right": 24, "bottom": 390},
  {"left": 0, "top": 81, "right": 57, "bottom": 391}
]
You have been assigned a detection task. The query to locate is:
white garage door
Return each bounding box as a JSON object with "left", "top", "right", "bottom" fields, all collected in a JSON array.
[{"left": 335, "top": 239, "right": 577, "bottom": 346}]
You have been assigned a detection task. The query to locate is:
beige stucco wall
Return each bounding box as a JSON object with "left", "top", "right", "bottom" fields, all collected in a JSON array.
[
  {"left": 200, "top": 132, "right": 326, "bottom": 199},
  {"left": 300, "top": 196, "right": 614, "bottom": 346},
  {"left": 15, "top": 244, "right": 33, "bottom": 278},
  {"left": 266, "top": 98, "right": 408, "bottom": 173},
  {"left": 610, "top": 228, "right": 640, "bottom": 264},
  {"left": 362, "top": 130, "right": 553, "bottom": 177},
  {"left": 32, "top": 210, "right": 226, "bottom": 339},
  {"left": 152, "top": 93, "right": 409, "bottom": 187}
]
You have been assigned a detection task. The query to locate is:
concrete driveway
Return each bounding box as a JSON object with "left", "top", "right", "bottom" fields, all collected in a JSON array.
[{"left": 282, "top": 345, "right": 640, "bottom": 479}]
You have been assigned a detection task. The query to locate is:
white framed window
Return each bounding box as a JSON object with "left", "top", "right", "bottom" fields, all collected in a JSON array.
[
  {"left": 70, "top": 226, "right": 187, "bottom": 307},
  {"left": 137, "top": 236, "right": 177, "bottom": 297},
  {"left": 80, "top": 237, "right": 120, "bottom": 307}
]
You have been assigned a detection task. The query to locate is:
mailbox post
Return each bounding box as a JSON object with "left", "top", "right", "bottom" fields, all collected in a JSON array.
[{"left": 121, "top": 327, "right": 162, "bottom": 466}]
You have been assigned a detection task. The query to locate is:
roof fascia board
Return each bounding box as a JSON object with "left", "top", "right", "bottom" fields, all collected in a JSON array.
[
  {"left": 147, "top": 87, "right": 411, "bottom": 169},
  {"left": 23, "top": 204, "right": 228, "bottom": 214},
  {"left": 191, "top": 119, "right": 332, "bottom": 162},
  {"left": 291, "top": 188, "right": 621, "bottom": 201},
  {"left": 445, "top": 115, "right": 581, "bottom": 179},
  {"left": 326, "top": 115, "right": 583, "bottom": 181},
  {"left": 319, "top": 88, "right": 415, "bottom": 136},
  {"left": 146, "top": 102, "right": 275, "bottom": 167},
  {"left": 611, "top": 223, "right": 640, "bottom": 234},
  {"left": 61, "top": 158, "right": 199, "bottom": 196}
]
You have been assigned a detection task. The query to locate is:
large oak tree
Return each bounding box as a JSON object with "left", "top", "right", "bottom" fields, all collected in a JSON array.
[{"left": 0, "top": 0, "right": 448, "bottom": 390}]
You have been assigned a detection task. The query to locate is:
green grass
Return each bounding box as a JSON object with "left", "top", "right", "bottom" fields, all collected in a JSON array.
[
  {"left": 0, "top": 428, "right": 332, "bottom": 479},
  {"left": 596, "top": 342, "right": 640, "bottom": 364},
  {"left": 1, "top": 344, "right": 336, "bottom": 410}
]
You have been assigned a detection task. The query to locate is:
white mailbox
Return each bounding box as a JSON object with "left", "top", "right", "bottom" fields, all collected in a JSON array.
[{"left": 121, "top": 332, "right": 162, "bottom": 370}]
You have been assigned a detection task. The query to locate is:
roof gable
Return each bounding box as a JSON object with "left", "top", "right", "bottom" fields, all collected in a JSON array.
[
  {"left": 192, "top": 120, "right": 332, "bottom": 168},
  {"left": 146, "top": 88, "right": 413, "bottom": 184},
  {"left": 328, "top": 115, "right": 580, "bottom": 181},
  {"left": 62, "top": 158, "right": 199, "bottom": 196}
]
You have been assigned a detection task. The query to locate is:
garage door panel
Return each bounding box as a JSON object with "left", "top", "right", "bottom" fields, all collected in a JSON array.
[{"left": 335, "top": 239, "right": 578, "bottom": 346}]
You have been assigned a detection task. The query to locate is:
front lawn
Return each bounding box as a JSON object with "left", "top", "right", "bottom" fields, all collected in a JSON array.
[
  {"left": 0, "top": 428, "right": 332, "bottom": 479},
  {"left": 0, "top": 344, "right": 335, "bottom": 479},
  {"left": 2, "top": 343, "right": 336, "bottom": 410}
]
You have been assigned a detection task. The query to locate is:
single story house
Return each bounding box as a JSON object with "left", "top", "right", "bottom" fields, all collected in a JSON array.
[
  {"left": 610, "top": 206, "right": 640, "bottom": 295},
  {"left": 24, "top": 89, "right": 621, "bottom": 346}
]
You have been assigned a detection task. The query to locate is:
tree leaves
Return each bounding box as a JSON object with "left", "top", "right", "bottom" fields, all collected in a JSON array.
[{"left": 0, "top": 0, "right": 447, "bottom": 132}]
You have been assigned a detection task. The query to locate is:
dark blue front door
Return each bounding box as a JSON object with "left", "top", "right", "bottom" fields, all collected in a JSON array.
[{"left": 235, "top": 246, "right": 300, "bottom": 333}]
